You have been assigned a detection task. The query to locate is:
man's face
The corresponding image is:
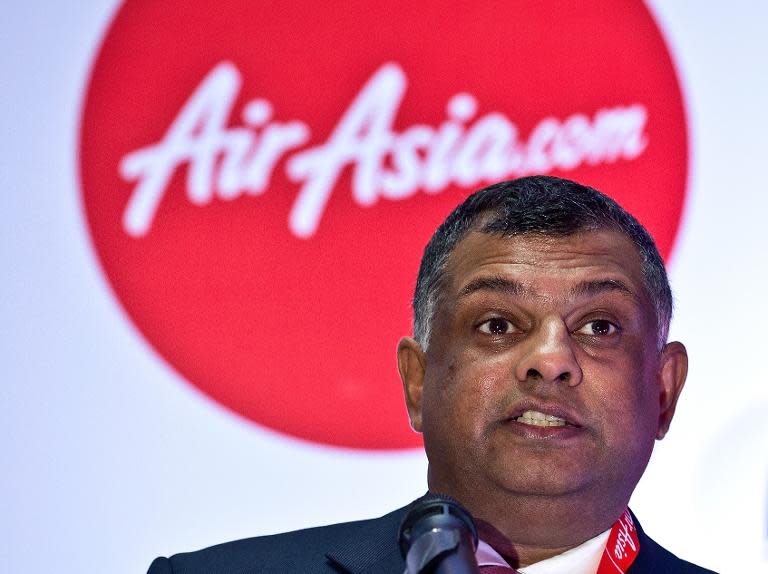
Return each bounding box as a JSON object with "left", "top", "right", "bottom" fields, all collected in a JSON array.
[{"left": 399, "top": 230, "right": 686, "bottom": 511}]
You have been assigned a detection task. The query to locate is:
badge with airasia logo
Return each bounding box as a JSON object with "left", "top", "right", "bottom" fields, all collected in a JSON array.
[{"left": 79, "top": 0, "right": 688, "bottom": 449}]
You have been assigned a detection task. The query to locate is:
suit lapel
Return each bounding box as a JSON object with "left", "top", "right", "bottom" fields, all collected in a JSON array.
[
  {"left": 323, "top": 498, "right": 425, "bottom": 574},
  {"left": 626, "top": 510, "right": 662, "bottom": 574}
]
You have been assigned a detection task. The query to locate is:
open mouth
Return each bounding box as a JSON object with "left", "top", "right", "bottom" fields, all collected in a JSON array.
[{"left": 513, "top": 410, "right": 576, "bottom": 428}]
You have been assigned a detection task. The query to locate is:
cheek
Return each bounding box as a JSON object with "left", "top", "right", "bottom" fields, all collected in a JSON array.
[
  {"left": 586, "top": 352, "right": 661, "bottom": 442},
  {"left": 423, "top": 352, "right": 508, "bottom": 438}
]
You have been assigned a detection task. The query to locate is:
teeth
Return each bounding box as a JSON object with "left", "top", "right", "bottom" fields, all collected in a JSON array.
[{"left": 515, "top": 410, "right": 567, "bottom": 427}]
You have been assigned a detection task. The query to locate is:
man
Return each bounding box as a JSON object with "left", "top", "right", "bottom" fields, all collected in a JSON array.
[{"left": 148, "top": 176, "right": 716, "bottom": 573}]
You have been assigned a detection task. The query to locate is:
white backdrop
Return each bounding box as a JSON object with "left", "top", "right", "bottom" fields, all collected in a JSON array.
[{"left": 2, "top": 2, "right": 767, "bottom": 573}]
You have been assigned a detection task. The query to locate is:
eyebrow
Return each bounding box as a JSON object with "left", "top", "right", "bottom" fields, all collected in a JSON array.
[
  {"left": 458, "top": 276, "right": 527, "bottom": 299},
  {"left": 457, "top": 276, "right": 639, "bottom": 304},
  {"left": 569, "top": 279, "right": 638, "bottom": 302}
]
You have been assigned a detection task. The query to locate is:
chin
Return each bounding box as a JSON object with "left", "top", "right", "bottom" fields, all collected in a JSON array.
[
  {"left": 488, "top": 458, "right": 595, "bottom": 498},
  {"left": 497, "top": 475, "right": 591, "bottom": 497}
]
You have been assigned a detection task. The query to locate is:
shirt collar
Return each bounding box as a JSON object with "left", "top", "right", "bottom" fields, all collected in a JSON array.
[{"left": 476, "top": 528, "right": 612, "bottom": 574}]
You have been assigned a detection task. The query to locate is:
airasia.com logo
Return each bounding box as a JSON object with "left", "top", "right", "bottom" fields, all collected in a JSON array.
[
  {"left": 80, "top": 1, "right": 688, "bottom": 449},
  {"left": 122, "top": 62, "right": 648, "bottom": 238}
]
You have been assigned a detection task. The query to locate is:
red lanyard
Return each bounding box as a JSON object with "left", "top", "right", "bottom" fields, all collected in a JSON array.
[{"left": 596, "top": 509, "right": 640, "bottom": 574}]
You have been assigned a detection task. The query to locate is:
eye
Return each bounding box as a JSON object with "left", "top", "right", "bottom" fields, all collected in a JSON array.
[
  {"left": 577, "top": 319, "right": 618, "bottom": 336},
  {"left": 478, "top": 317, "right": 515, "bottom": 335}
]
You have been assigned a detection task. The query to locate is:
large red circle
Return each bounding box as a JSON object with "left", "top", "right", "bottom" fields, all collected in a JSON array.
[{"left": 80, "top": 1, "right": 688, "bottom": 449}]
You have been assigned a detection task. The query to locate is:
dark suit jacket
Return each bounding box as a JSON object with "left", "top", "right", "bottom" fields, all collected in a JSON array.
[{"left": 148, "top": 500, "right": 717, "bottom": 573}]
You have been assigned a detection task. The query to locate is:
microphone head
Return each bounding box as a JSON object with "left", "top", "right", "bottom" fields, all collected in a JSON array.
[{"left": 398, "top": 494, "right": 479, "bottom": 558}]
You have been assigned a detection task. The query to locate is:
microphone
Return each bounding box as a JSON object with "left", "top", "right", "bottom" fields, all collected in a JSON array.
[{"left": 398, "top": 495, "right": 481, "bottom": 574}]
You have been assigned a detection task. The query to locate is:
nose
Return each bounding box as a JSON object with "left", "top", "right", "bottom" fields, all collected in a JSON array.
[{"left": 514, "top": 318, "right": 583, "bottom": 387}]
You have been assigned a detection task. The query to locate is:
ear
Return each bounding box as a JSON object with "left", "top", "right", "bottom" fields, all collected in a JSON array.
[
  {"left": 397, "top": 337, "right": 427, "bottom": 432},
  {"left": 655, "top": 341, "right": 688, "bottom": 439}
]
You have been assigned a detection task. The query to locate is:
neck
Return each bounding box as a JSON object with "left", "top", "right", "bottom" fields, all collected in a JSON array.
[{"left": 427, "top": 481, "right": 626, "bottom": 567}]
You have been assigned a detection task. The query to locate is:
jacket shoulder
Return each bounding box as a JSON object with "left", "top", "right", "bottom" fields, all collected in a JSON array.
[
  {"left": 630, "top": 514, "right": 718, "bottom": 574},
  {"left": 638, "top": 534, "right": 717, "bottom": 574},
  {"left": 148, "top": 506, "right": 408, "bottom": 574}
]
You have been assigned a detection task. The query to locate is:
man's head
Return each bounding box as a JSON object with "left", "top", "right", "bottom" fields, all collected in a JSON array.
[
  {"left": 397, "top": 176, "right": 688, "bottom": 552},
  {"left": 413, "top": 176, "right": 673, "bottom": 351}
]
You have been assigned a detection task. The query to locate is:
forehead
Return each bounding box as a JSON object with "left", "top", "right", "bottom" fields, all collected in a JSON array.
[{"left": 443, "top": 230, "right": 648, "bottom": 301}]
